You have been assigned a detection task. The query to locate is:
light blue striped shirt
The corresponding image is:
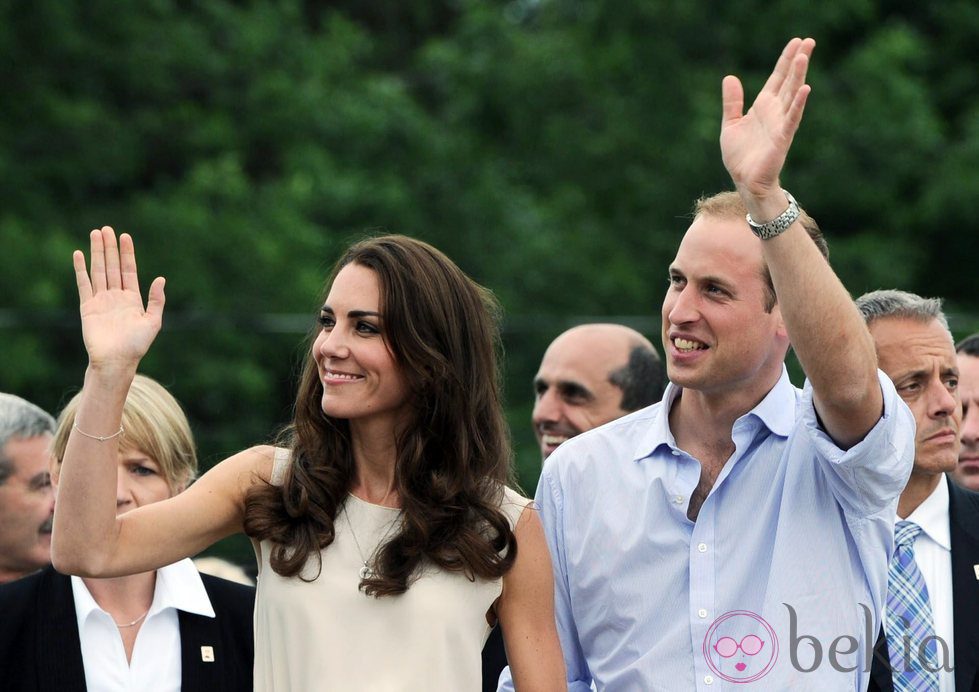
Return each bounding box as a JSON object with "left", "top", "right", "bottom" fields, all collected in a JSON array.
[{"left": 501, "top": 367, "right": 914, "bottom": 691}]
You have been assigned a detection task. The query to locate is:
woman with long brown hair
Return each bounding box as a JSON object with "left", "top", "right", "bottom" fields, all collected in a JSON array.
[{"left": 53, "top": 227, "right": 565, "bottom": 690}]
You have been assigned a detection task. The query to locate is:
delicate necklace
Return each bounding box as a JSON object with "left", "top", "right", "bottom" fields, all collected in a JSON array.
[
  {"left": 342, "top": 502, "right": 402, "bottom": 580},
  {"left": 114, "top": 609, "right": 150, "bottom": 628}
]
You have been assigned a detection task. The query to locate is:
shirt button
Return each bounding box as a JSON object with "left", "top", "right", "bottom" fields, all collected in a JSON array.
[
  {"left": 705, "top": 675, "right": 714, "bottom": 685},
  {"left": 698, "top": 543, "right": 707, "bottom": 553},
  {"left": 698, "top": 608, "right": 707, "bottom": 618},
  {"left": 671, "top": 450, "right": 680, "bottom": 456},
  {"left": 674, "top": 495, "right": 684, "bottom": 504}
]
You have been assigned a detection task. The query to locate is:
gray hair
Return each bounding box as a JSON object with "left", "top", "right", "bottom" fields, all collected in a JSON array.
[
  {"left": 0, "top": 394, "right": 55, "bottom": 485},
  {"left": 854, "top": 289, "right": 949, "bottom": 331}
]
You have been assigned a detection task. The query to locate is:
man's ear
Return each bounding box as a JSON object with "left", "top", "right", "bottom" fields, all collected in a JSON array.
[{"left": 772, "top": 304, "right": 788, "bottom": 340}]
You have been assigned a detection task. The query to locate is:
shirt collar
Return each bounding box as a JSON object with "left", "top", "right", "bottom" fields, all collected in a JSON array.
[
  {"left": 633, "top": 365, "right": 796, "bottom": 462},
  {"left": 743, "top": 366, "right": 796, "bottom": 438},
  {"left": 900, "top": 476, "right": 951, "bottom": 551},
  {"left": 70, "top": 573, "right": 103, "bottom": 630},
  {"left": 152, "top": 557, "right": 215, "bottom": 617},
  {"left": 632, "top": 380, "right": 682, "bottom": 462},
  {"left": 71, "top": 557, "right": 215, "bottom": 630}
]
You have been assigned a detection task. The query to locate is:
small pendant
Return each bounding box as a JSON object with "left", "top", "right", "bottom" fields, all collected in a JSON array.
[{"left": 359, "top": 564, "right": 373, "bottom": 580}]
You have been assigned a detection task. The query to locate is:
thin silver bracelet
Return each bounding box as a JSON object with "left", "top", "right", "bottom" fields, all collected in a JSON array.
[{"left": 72, "top": 422, "right": 124, "bottom": 442}]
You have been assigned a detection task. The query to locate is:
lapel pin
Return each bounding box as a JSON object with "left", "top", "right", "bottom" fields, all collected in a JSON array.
[{"left": 201, "top": 646, "right": 215, "bottom": 662}]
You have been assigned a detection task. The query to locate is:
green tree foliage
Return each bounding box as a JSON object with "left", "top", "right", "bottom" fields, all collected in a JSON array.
[{"left": 1, "top": 1, "right": 977, "bottom": 562}]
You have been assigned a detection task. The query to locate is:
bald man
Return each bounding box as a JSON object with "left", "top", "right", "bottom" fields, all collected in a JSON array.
[{"left": 532, "top": 323, "right": 665, "bottom": 460}]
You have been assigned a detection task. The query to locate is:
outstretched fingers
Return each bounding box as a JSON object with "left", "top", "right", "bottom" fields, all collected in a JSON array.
[
  {"left": 760, "top": 38, "right": 802, "bottom": 100},
  {"left": 89, "top": 229, "right": 107, "bottom": 293},
  {"left": 721, "top": 75, "right": 745, "bottom": 126},
  {"left": 73, "top": 250, "right": 93, "bottom": 302},
  {"left": 777, "top": 44, "right": 814, "bottom": 109},
  {"left": 102, "top": 226, "right": 122, "bottom": 290},
  {"left": 146, "top": 276, "right": 166, "bottom": 321},
  {"left": 760, "top": 38, "right": 815, "bottom": 108},
  {"left": 119, "top": 233, "right": 141, "bottom": 296},
  {"left": 783, "top": 83, "right": 812, "bottom": 140}
]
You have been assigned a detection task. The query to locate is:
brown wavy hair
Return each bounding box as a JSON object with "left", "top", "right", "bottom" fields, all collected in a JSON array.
[{"left": 244, "top": 235, "right": 517, "bottom": 596}]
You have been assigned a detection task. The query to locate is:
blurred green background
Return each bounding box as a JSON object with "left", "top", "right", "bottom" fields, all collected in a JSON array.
[{"left": 2, "top": 0, "right": 978, "bottom": 566}]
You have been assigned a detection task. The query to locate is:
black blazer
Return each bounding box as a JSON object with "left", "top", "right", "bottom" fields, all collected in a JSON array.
[
  {"left": 0, "top": 565, "right": 255, "bottom": 692},
  {"left": 869, "top": 477, "right": 979, "bottom": 692},
  {"left": 481, "top": 624, "right": 507, "bottom": 692}
]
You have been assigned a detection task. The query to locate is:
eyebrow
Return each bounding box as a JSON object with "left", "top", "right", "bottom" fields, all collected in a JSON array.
[
  {"left": 320, "top": 306, "right": 381, "bottom": 318},
  {"left": 28, "top": 471, "right": 50, "bottom": 490},
  {"left": 668, "top": 267, "right": 736, "bottom": 291},
  {"left": 534, "top": 377, "right": 595, "bottom": 401},
  {"left": 897, "top": 366, "right": 960, "bottom": 382}
]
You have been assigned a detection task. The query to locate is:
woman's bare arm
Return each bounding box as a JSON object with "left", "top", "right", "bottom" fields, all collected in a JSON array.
[
  {"left": 53, "top": 444, "right": 274, "bottom": 577},
  {"left": 496, "top": 506, "right": 566, "bottom": 690},
  {"left": 53, "top": 226, "right": 273, "bottom": 576}
]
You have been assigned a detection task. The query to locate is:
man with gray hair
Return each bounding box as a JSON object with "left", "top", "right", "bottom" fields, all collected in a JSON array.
[
  {"left": 953, "top": 333, "right": 979, "bottom": 492},
  {"left": 856, "top": 290, "right": 979, "bottom": 692},
  {"left": 0, "top": 394, "right": 56, "bottom": 584}
]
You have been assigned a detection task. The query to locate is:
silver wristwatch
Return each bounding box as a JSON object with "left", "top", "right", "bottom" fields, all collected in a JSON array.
[{"left": 745, "top": 189, "right": 800, "bottom": 240}]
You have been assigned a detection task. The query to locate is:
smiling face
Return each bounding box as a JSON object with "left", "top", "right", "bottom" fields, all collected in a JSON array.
[
  {"left": 954, "top": 353, "right": 979, "bottom": 490},
  {"left": 0, "top": 434, "right": 55, "bottom": 582},
  {"left": 312, "top": 263, "right": 412, "bottom": 433},
  {"left": 532, "top": 326, "right": 632, "bottom": 459},
  {"left": 661, "top": 214, "right": 788, "bottom": 402},
  {"left": 870, "top": 316, "right": 961, "bottom": 477}
]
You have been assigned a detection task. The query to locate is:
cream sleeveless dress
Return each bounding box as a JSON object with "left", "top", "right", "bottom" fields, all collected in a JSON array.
[{"left": 252, "top": 448, "right": 531, "bottom": 691}]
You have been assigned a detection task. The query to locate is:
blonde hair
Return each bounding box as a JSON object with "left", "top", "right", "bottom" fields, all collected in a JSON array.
[{"left": 53, "top": 374, "right": 198, "bottom": 492}]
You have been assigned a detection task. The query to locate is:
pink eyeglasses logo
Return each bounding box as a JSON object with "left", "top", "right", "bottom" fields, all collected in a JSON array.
[{"left": 703, "top": 610, "right": 779, "bottom": 683}]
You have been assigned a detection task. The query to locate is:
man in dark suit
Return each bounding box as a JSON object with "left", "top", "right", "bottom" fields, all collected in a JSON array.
[
  {"left": 857, "top": 290, "right": 979, "bottom": 692},
  {"left": 0, "top": 565, "right": 255, "bottom": 691}
]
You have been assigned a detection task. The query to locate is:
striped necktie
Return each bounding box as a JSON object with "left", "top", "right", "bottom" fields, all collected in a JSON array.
[{"left": 886, "top": 520, "right": 939, "bottom": 691}]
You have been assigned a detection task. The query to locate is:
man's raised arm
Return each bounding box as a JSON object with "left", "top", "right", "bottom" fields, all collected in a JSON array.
[{"left": 721, "top": 37, "right": 881, "bottom": 448}]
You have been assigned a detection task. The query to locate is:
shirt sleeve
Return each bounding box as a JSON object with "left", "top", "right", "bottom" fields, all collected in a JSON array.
[{"left": 801, "top": 368, "right": 915, "bottom": 518}]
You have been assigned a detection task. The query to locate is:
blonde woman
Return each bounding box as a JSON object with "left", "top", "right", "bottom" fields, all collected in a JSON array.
[{"left": 0, "top": 375, "right": 254, "bottom": 691}]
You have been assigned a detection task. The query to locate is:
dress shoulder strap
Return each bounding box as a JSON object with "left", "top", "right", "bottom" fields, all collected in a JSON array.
[
  {"left": 270, "top": 447, "right": 291, "bottom": 486},
  {"left": 499, "top": 485, "right": 533, "bottom": 531}
]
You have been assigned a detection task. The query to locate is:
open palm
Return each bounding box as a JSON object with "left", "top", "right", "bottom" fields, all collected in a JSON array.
[
  {"left": 720, "top": 38, "right": 814, "bottom": 197},
  {"left": 73, "top": 227, "right": 165, "bottom": 369}
]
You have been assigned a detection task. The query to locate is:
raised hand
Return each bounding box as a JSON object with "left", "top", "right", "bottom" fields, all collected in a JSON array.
[
  {"left": 73, "top": 227, "right": 165, "bottom": 371},
  {"left": 720, "top": 37, "right": 815, "bottom": 199}
]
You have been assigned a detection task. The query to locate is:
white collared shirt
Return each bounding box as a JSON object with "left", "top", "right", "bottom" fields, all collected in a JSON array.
[
  {"left": 71, "top": 558, "right": 215, "bottom": 692},
  {"left": 886, "top": 478, "right": 954, "bottom": 692}
]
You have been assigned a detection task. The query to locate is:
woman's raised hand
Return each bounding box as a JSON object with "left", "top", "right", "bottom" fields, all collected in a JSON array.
[{"left": 73, "top": 227, "right": 165, "bottom": 371}]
